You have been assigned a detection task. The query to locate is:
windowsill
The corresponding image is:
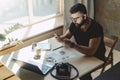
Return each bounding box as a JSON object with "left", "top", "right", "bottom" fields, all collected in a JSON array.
[
  {"left": 0, "top": 15, "right": 64, "bottom": 55},
  {"left": 6, "top": 15, "right": 64, "bottom": 40}
]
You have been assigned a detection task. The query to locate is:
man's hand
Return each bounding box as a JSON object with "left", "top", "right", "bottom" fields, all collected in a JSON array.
[
  {"left": 62, "top": 38, "right": 73, "bottom": 48},
  {"left": 54, "top": 33, "right": 63, "bottom": 42},
  {"left": 54, "top": 33, "right": 74, "bottom": 48}
]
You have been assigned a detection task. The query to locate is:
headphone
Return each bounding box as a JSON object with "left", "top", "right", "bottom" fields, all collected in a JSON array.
[{"left": 50, "top": 63, "right": 79, "bottom": 80}]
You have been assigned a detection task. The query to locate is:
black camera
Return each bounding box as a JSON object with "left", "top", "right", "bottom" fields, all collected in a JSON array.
[
  {"left": 50, "top": 62, "right": 79, "bottom": 80},
  {"left": 56, "top": 63, "right": 71, "bottom": 79}
]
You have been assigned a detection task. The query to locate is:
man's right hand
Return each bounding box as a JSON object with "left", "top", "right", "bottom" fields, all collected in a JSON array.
[{"left": 54, "top": 33, "right": 63, "bottom": 42}]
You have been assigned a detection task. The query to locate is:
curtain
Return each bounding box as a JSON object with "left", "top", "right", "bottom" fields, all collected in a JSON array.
[{"left": 64, "top": 0, "right": 94, "bottom": 31}]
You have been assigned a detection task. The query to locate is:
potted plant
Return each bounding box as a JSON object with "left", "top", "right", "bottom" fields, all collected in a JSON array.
[{"left": 0, "top": 34, "right": 6, "bottom": 41}]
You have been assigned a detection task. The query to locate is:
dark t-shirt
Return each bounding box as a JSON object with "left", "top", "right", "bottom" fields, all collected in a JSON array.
[{"left": 69, "top": 19, "right": 106, "bottom": 61}]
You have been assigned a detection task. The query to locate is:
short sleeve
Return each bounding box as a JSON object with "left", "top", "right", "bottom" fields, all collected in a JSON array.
[{"left": 90, "top": 23, "right": 103, "bottom": 38}]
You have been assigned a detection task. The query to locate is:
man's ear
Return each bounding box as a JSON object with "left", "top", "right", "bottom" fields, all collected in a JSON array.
[{"left": 83, "top": 14, "right": 87, "bottom": 20}]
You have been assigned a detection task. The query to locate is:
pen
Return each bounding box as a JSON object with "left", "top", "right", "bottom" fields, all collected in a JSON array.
[{"left": 53, "top": 46, "right": 63, "bottom": 51}]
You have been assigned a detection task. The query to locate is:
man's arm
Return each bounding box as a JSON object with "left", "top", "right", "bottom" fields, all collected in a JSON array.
[
  {"left": 74, "top": 37, "right": 101, "bottom": 56},
  {"left": 55, "top": 30, "right": 101, "bottom": 56},
  {"left": 62, "top": 37, "right": 101, "bottom": 56}
]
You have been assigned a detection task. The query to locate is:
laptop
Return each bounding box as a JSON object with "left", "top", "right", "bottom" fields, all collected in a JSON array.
[{"left": 13, "top": 57, "right": 55, "bottom": 75}]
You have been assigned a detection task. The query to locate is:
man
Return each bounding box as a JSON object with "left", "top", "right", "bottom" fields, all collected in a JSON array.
[{"left": 55, "top": 3, "right": 106, "bottom": 80}]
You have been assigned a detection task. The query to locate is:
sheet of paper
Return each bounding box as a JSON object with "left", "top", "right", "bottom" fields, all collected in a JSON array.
[
  {"left": 45, "top": 48, "right": 77, "bottom": 63},
  {"left": 37, "top": 43, "right": 51, "bottom": 50}
]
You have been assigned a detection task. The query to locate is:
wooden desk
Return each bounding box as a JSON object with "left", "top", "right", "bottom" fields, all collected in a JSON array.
[
  {"left": 42, "top": 37, "right": 104, "bottom": 80},
  {"left": 0, "top": 38, "right": 103, "bottom": 80},
  {"left": 44, "top": 46, "right": 104, "bottom": 80},
  {"left": 0, "top": 38, "right": 62, "bottom": 80}
]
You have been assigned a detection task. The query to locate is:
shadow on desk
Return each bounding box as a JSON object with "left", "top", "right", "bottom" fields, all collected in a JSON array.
[{"left": 94, "top": 61, "right": 120, "bottom": 80}]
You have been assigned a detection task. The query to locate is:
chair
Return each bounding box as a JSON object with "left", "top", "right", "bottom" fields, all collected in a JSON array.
[
  {"left": 91, "top": 35, "right": 118, "bottom": 75},
  {"left": 100, "top": 35, "right": 118, "bottom": 74},
  {"left": 94, "top": 62, "right": 120, "bottom": 80}
]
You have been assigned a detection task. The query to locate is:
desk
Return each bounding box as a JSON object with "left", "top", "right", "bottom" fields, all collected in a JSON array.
[
  {"left": 44, "top": 47, "right": 104, "bottom": 80},
  {"left": 0, "top": 38, "right": 62, "bottom": 80},
  {"left": 11, "top": 38, "right": 63, "bottom": 75},
  {"left": 94, "top": 61, "right": 120, "bottom": 80},
  {"left": 35, "top": 38, "right": 103, "bottom": 80},
  {"left": 1, "top": 38, "right": 104, "bottom": 80}
]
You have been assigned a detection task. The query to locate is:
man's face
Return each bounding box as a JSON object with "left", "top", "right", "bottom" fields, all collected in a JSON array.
[{"left": 71, "top": 12, "right": 86, "bottom": 28}]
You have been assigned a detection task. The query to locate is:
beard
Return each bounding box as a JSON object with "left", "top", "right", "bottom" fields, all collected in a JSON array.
[{"left": 75, "top": 19, "right": 85, "bottom": 28}]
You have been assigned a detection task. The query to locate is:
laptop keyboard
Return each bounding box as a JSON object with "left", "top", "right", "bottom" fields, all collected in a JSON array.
[{"left": 41, "top": 64, "right": 52, "bottom": 74}]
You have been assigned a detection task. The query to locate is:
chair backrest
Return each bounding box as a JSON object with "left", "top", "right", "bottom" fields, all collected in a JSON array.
[{"left": 104, "top": 36, "right": 118, "bottom": 61}]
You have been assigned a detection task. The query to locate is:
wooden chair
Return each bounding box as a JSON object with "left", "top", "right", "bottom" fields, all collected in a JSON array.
[
  {"left": 94, "top": 62, "right": 120, "bottom": 80},
  {"left": 91, "top": 35, "right": 118, "bottom": 75},
  {"left": 100, "top": 35, "right": 118, "bottom": 74}
]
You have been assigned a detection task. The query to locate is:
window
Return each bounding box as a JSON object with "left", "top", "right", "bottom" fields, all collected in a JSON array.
[
  {"left": 0, "top": 0, "right": 61, "bottom": 24},
  {"left": 0, "top": 0, "right": 63, "bottom": 48}
]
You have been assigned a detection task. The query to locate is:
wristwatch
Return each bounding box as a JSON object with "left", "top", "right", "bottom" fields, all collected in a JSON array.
[{"left": 70, "top": 42, "right": 75, "bottom": 48}]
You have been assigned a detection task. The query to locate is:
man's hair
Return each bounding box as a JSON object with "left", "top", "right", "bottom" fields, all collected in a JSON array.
[{"left": 70, "top": 3, "right": 87, "bottom": 14}]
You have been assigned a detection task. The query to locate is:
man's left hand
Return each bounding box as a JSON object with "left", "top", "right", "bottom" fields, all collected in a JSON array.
[{"left": 63, "top": 39, "right": 72, "bottom": 48}]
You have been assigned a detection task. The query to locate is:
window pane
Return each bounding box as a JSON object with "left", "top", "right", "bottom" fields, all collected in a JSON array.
[
  {"left": 0, "top": 0, "right": 61, "bottom": 47},
  {"left": 33, "top": 0, "right": 60, "bottom": 16},
  {"left": 0, "top": 0, "right": 29, "bottom": 37},
  {"left": 0, "top": 0, "right": 29, "bottom": 25}
]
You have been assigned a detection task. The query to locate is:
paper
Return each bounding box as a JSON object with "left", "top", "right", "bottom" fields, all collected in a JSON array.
[
  {"left": 45, "top": 48, "right": 77, "bottom": 63},
  {"left": 36, "top": 43, "right": 51, "bottom": 51}
]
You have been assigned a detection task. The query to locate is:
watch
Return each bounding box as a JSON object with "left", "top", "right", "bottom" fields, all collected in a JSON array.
[{"left": 70, "top": 42, "right": 75, "bottom": 48}]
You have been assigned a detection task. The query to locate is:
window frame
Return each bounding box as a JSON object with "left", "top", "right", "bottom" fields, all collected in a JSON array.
[
  {"left": 0, "top": 0, "right": 64, "bottom": 52},
  {"left": 27, "top": 0, "right": 64, "bottom": 25}
]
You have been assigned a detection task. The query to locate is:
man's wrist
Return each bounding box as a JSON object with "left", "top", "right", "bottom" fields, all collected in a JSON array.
[{"left": 70, "top": 42, "right": 75, "bottom": 48}]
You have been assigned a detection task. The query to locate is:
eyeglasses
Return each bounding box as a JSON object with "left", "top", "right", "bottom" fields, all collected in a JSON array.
[{"left": 70, "top": 16, "right": 83, "bottom": 22}]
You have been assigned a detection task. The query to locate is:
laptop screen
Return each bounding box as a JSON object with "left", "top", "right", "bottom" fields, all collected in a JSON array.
[{"left": 13, "top": 57, "right": 55, "bottom": 75}]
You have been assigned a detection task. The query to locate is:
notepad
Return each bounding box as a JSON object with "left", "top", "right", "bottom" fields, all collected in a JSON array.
[{"left": 36, "top": 43, "right": 51, "bottom": 51}]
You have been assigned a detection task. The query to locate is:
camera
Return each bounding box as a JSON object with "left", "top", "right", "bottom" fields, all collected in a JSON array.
[
  {"left": 50, "top": 62, "right": 79, "bottom": 80},
  {"left": 56, "top": 63, "right": 71, "bottom": 79}
]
